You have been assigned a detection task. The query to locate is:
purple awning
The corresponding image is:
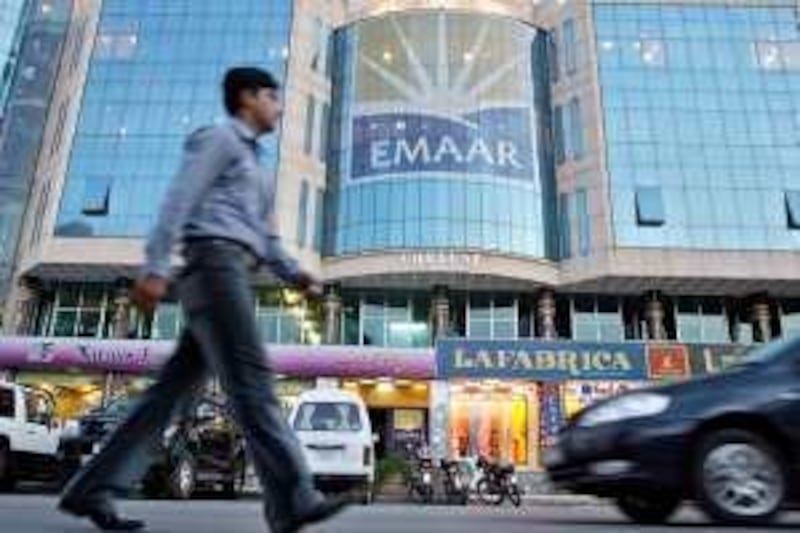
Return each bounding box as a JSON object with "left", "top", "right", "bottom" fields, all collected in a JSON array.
[{"left": 0, "top": 337, "right": 435, "bottom": 380}]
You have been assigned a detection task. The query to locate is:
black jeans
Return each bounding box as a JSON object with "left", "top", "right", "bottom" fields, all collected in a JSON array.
[{"left": 62, "top": 239, "right": 314, "bottom": 522}]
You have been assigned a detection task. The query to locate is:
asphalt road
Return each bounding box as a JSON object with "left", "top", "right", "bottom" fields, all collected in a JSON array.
[{"left": 3, "top": 496, "right": 800, "bottom": 532}]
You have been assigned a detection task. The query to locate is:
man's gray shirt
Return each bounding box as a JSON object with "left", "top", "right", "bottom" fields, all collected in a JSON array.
[{"left": 144, "top": 119, "right": 301, "bottom": 282}]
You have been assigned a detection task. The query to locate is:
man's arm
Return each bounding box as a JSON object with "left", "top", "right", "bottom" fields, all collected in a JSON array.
[
  {"left": 262, "top": 229, "right": 303, "bottom": 285},
  {"left": 143, "top": 127, "right": 233, "bottom": 278}
]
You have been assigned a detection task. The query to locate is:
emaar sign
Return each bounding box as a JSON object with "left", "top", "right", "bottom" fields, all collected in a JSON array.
[
  {"left": 343, "top": 11, "right": 539, "bottom": 183},
  {"left": 352, "top": 108, "right": 533, "bottom": 180}
]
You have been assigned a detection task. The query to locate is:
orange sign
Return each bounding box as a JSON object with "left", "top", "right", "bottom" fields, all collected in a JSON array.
[{"left": 647, "top": 345, "right": 691, "bottom": 379}]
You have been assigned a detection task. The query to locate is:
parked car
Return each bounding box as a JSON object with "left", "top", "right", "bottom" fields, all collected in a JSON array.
[
  {"left": 62, "top": 395, "right": 247, "bottom": 499},
  {"left": 545, "top": 336, "right": 800, "bottom": 526},
  {"left": 0, "top": 382, "right": 66, "bottom": 489},
  {"left": 289, "top": 389, "right": 376, "bottom": 504}
]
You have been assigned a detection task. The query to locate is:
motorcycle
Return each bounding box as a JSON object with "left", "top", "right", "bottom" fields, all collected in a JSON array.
[
  {"left": 440, "top": 459, "right": 469, "bottom": 505},
  {"left": 406, "top": 444, "right": 435, "bottom": 504},
  {"left": 475, "top": 456, "right": 522, "bottom": 507}
]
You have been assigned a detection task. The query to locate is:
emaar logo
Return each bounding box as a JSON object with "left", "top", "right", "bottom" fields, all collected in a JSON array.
[
  {"left": 352, "top": 109, "right": 532, "bottom": 179},
  {"left": 347, "top": 12, "right": 538, "bottom": 182}
]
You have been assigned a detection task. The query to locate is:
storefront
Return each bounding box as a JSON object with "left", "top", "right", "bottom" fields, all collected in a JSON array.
[{"left": 434, "top": 339, "right": 656, "bottom": 470}]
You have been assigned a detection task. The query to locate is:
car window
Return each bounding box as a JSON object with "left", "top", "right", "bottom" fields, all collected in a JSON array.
[
  {"left": 293, "top": 402, "right": 362, "bottom": 432},
  {"left": 0, "top": 389, "right": 13, "bottom": 418},
  {"left": 24, "top": 391, "right": 50, "bottom": 425}
]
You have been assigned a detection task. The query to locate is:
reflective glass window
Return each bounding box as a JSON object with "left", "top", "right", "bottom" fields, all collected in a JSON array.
[{"left": 635, "top": 186, "right": 665, "bottom": 226}]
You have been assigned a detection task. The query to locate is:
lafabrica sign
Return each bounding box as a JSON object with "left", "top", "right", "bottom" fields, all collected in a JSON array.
[{"left": 437, "top": 339, "right": 648, "bottom": 381}]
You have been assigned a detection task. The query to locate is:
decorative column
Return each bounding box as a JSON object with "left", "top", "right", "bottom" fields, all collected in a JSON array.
[
  {"left": 751, "top": 296, "right": 772, "bottom": 343},
  {"left": 537, "top": 289, "right": 557, "bottom": 339},
  {"left": 322, "top": 285, "right": 342, "bottom": 345},
  {"left": 6, "top": 277, "right": 39, "bottom": 335},
  {"left": 428, "top": 380, "right": 450, "bottom": 460},
  {"left": 111, "top": 280, "right": 132, "bottom": 339},
  {"left": 644, "top": 291, "right": 667, "bottom": 341},
  {"left": 431, "top": 285, "right": 450, "bottom": 340}
]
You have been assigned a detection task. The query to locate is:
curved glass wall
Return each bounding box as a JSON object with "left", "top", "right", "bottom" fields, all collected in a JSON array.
[{"left": 326, "top": 10, "right": 555, "bottom": 258}]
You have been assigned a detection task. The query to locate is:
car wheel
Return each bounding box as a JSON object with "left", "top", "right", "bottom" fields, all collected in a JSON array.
[
  {"left": 0, "top": 441, "right": 15, "bottom": 492},
  {"left": 169, "top": 454, "right": 196, "bottom": 500},
  {"left": 694, "top": 429, "right": 786, "bottom": 525},
  {"left": 616, "top": 491, "right": 680, "bottom": 524}
]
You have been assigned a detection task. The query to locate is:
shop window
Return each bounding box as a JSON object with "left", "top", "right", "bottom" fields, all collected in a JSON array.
[
  {"left": 256, "top": 289, "right": 321, "bottom": 345},
  {"left": 562, "top": 18, "right": 577, "bottom": 75},
  {"left": 785, "top": 190, "right": 800, "bottom": 229},
  {"left": 635, "top": 186, "right": 665, "bottom": 227},
  {"left": 449, "top": 391, "right": 528, "bottom": 466},
  {"left": 571, "top": 296, "right": 623, "bottom": 342},
  {"left": 358, "top": 293, "right": 430, "bottom": 348},
  {"left": 468, "top": 294, "right": 518, "bottom": 340}
]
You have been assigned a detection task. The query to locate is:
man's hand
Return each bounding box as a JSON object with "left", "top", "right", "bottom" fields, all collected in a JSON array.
[
  {"left": 295, "top": 271, "right": 323, "bottom": 300},
  {"left": 131, "top": 275, "right": 168, "bottom": 315}
]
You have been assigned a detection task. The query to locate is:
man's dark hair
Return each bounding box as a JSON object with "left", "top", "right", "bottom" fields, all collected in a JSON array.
[{"left": 223, "top": 67, "right": 280, "bottom": 115}]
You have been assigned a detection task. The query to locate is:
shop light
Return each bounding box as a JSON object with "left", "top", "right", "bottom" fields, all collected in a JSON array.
[
  {"left": 360, "top": 379, "right": 377, "bottom": 386},
  {"left": 376, "top": 379, "right": 395, "bottom": 393},
  {"left": 395, "top": 379, "right": 412, "bottom": 387}
]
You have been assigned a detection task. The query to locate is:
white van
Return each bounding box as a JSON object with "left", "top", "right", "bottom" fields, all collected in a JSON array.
[{"left": 289, "top": 389, "right": 375, "bottom": 504}]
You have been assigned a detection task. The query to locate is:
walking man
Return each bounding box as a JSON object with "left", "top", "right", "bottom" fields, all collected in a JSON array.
[{"left": 59, "top": 67, "right": 347, "bottom": 532}]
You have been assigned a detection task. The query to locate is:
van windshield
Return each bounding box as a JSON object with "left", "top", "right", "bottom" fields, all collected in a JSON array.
[{"left": 293, "top": 402, "right": 362, "bottom": 432}]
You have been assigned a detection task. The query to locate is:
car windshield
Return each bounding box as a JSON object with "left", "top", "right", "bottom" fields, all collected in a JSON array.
[{"left": 293, "top": 402, "right": 362, "bottom": 432}]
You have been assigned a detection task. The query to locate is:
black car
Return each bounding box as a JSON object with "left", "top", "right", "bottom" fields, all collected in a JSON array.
[
  {"left": 545, "top": 336, "right": 800, "bottom": 526},
  {"left": 62, "top": 396, "right": 247, "bottom": 499}
]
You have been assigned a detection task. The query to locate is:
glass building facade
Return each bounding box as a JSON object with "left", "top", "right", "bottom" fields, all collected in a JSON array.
[
  {"left": 595, "top": 3, "right": 800, "bottom": 250},
  {"left": 0, "top": 0, "right": 27, "bottom": 117},
  {"left": 55, "top": 0, "right": 293, "bottom": 237},
  {"left": 326, "top": 11, "right": 556, "bottom": 258}
]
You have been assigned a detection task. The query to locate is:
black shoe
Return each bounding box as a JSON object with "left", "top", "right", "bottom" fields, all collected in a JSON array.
[
  {"left": 272, "top": 495, "right": 349, "bottom": 533},
  {"left": 59, "top": 498, "right": 146, "bottom": 532}
]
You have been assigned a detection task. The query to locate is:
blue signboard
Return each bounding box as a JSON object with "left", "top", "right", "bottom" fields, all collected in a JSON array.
[
  {"left": 436, "top": 339, "right": 648, "bottom": 381},
  {"left": 351, "top": 108, "right": 534, "bottom": 181}
]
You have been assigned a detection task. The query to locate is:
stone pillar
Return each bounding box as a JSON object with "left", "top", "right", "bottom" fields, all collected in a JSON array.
[
  {"left": 752, "top": 297, "right": 772, "bottom": 343},
  {"left": 431, "top": 285, "right": 450, "bottom": 340},
  {"left": 5, "top": 278, "right": 39, "bottom": 335},
  {"left": 322, "top": 286, "right": 342, "bottom": 345},
  {"left": 644, "top": 292, "right": 667, "bottom": 341},
  {"left": 111, "top": 280, "right": 132, "bottom": 339},
  {"left": 537, "top": 289, "right": 557, "bottom": 339}
]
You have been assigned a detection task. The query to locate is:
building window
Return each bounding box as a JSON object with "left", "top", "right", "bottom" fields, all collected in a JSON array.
[
  {"left": 676, "top": 298, "right": 730, "bottom": 343},
  {"left": 566, "top": 97, "right": 584, "bottom": 160},
  {"left": 94, "top": 31, "right": 139, "bottom": 61},
  {"left": 754, "top": 41, "right": 800, "bottom": 72},
  {"left": 575, "top": 188, "right": 590, "bottom": 256},
  {"left": 571, "top": 296, "right": 623, "bottom": 342},
  {"left": 49, "top": 284, "right": 111, "bottom": 338},
  {"left": 635, "top": 186, "right": 665, "bottom": 227},
  {"left": 151, "top": 303, "right": 182, "bottom": 340},
  {"left": 360, "top": 294, "right": 430, "bottom": 348},
  {"left": 297, "top": 180, "right": 309, "bottom": 247},
  {"left": 313, "top": 187, "right": 324, "bottom": 253},
  {"left": 318, "top": 102, "right": 329, "bottom": 163},
  {"left": 81, "top": 176, "right": 111, "bottom": 216},
  {"left": 255, "top": 289, "right": 321, "bottom": 345},
  {"left": 468, "top": 294, "right": 518, "bottom": 340},
  {"left": 780, "top": 300, "right": 800, "bottom": 338},
  {"left": 638, "top": 40, "right": 666, "bottom": 68},
  {"left": 785, "top": 190, "right": 800, "bottom": 229},
  {"left": 548, "top": 30, "right": 559, "bottom": 83},
  {"left": 558, "top": 192, "right": 571, "bottom": 259},
  {"left": 49, "top": 99, "right": 69, "bottom": 159},
  {"left": 304, "top": 95, "right": 316, "bottom": 156},
  {"left": 562, "top": 19, "right": 577, "bottom": 75},
  {"left": 553, "top": 105, "right": 565, "bottom": 164}
]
